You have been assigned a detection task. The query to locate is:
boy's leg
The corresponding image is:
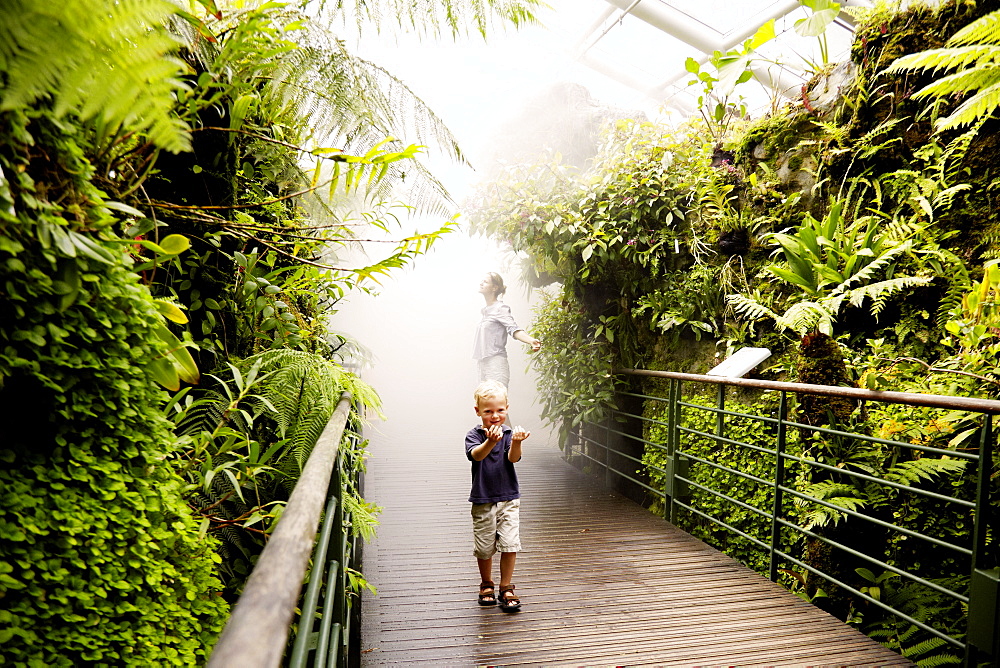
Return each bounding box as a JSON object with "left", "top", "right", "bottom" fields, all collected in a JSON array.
[
  {"left": 495, "top": 499, "right": 521, "bottom": 593},
  {"left": 498, "top": 551, "right": 516, "bottom": 587},
  {"left": 471, "top": 503, "right": 499, "bottom": 602},
  {"left": 477, "top": 557, "right": 493, "bottom": 583}
]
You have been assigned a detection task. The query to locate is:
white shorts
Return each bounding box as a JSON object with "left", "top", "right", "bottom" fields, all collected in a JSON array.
[
  {"left": 471, "top": 499, "right": 521, "bottom": 559},
  {"left": 478, "top": 354, "right": 510, "bottom": 388}
]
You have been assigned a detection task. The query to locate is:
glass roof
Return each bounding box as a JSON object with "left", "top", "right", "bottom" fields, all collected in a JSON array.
[{"left": 548, "top": 0, "right": 867, "bottom": 117}]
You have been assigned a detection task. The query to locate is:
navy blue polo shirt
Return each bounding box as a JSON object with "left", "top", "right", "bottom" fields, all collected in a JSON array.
[{"left": 465, "top": 424, "right": 520, "bottom": 504}]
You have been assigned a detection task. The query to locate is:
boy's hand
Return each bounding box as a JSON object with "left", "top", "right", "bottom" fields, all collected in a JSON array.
[
  {"left": 485, "top": 424, "right": 503, "bottom": 445},
  {"left": 511, "top": 426, "right": 531, "bottom": 443}
]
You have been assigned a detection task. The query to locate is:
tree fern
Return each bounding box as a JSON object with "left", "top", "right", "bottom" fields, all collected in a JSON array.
[
  {"left": 883, "top": 9, "right": 1000, "bottom": 131},
  {"left": 0, "top": 0, "right": 191, "bottom": 152},
  {"left": 174, "top": 2, "right": 471, "bottom": 214}
]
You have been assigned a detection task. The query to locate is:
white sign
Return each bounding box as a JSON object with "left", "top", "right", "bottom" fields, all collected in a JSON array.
[{"left": 707, "top": 347, "right": 772, "bottom": 378}]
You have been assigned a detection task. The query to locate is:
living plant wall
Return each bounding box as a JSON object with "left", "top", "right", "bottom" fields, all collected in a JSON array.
[
  {"left": 0, "top": 0, "right": 541, "bottom": 663},
  {"left": 469, "top": 0, "right": 999, "bottom": 662}
]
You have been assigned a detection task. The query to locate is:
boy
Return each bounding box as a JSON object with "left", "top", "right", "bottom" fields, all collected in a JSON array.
[{"left": 466, "top": 380, "right": 530, "bottom": 612}]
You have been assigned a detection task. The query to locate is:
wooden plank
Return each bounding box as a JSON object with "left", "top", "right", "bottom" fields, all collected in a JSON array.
[{"left": 359, "top": 431, "right": 913, "bottom": 666}]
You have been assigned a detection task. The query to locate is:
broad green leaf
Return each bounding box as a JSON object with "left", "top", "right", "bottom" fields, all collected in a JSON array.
[
  {"left": 715, "top": 52, "right": 754, "bottom": 97},
  {"left": 153, "top": 299, "right": 188, "bottom": 324},
  {"left": 747, "top": 19, "right": 777, "bottom": 51},
  {"left": 154, "top": 323, "right": 200, "bottom": 385},
  {"left": 158, "top": 234, "right": 190, "bottom": 255},
  {"left": 104, "top": 200, "right": 146, "bottom": 217},
  {"left": 795, "top": 9, "right": 840, "bottom": 38},
  {"left": 147, "top": 357, "right": 180, "bottom": 391},
  {"left": 229, "top": 94, "right": 255, "bottom": 131}
]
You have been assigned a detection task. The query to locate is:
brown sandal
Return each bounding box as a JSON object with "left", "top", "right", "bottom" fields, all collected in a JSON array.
[
  {"left": 478, "top": 580, "right": 496, "bottom": 605},
  {"left": 498, "top": 584, "right": 521, "bottom": 612}
]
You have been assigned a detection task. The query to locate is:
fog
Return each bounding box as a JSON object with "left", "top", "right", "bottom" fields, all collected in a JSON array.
[{"left": 334, "top": 235, "right": 558, "bottom": 450}]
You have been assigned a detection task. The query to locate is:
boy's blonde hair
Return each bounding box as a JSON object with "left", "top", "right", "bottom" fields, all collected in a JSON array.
[{"left": 474, "top": 380, "right": 508, "bottom": 406}]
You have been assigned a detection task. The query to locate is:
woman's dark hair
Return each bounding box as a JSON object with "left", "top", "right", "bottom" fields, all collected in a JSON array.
[{"left": 487, "top": 272, "right": 507, "bottom": 297}]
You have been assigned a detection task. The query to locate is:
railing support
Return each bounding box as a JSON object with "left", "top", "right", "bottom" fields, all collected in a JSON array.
[
  {"left": 666, "top": 379, "right": 688, "bottom": 525},
  {"left": 768, "top": 391, "right": 788, "bottom": 582},
  {"left": 965, "top": 415, "right": 997, "bottom": 666}
]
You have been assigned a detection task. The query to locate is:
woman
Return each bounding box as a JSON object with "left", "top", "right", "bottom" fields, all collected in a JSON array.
[{"left": 473, "top": 273, "right": 541, "bottom": 388}]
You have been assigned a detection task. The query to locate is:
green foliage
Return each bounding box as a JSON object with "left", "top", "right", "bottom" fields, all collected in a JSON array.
[
  {"left": 0, "top": 0, "right": 191, "bottom": 152},
  {"left": 854, "top": 569, "right": 964, "bottom": 666},
  {"left": 528, "top": 289, "right": 618, "bottom": 445},
  {"left": 0, "top": 110, "right": 228, "bottom": 663},
  {"left": 470, "top": 3, "right": 999, "bottom": 661},
  {"left": 728, "top": 200, "right": 933, "bottom": 335},
  {"left": 642, "top": 391, "right": 795, "bottom": 575},
  {"left": 885, "top": 9, "right": 1000, "bottom": 132},
  {"left": 328, "top": 0, "right": 542, "bottom": 39},
  {"left": 168, "top": 351, "right": 383, "bottom": 593},
  {"left": 795, "top": 0, "right": 843, "bottom": 67},
  {"left": 684, "top": 20, "right": 777, "bottom": 142},
  {"left": 2, "top": 0, "right": 544, "bottom": 661}
]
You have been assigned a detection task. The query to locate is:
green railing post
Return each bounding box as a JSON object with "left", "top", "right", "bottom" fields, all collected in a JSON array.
[
  {"left": 965, "top": 415, "right": 997, "bottom": 666},
  {"left": 768, "top": 391, "right": 788, "bottom": 582},
  {"left": 605, "top": 416, "right": 612, "bottom": 488},
  {"left": 333, "top": 467, "right": 347, "bottom": 667},
  {"left": 716, "top": 384, "right": 726, "bottom": 440},
  {"left": 662, "top": 379, "right": 676, "bottom": 520},
  {"left": 668, "top": 379, "right": 686, "bottom": 526}
]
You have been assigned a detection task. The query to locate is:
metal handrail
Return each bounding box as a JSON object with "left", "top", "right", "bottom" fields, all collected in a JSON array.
[
  {"left": 208, "top": 392, "right": 353, "bottom": 668},
  {"left": 620, "top": 368, "right": 1000, "bottom": 413},
  {"left": 571, "top": 370, "right": 998, "bottom": 665}
]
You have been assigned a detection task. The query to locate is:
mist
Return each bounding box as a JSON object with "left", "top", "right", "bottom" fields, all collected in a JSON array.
[{"left": 334, "top": 234, "right": 558, "bottom": 451}]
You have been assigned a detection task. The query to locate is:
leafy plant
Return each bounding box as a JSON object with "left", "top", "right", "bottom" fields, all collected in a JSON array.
[
  {"left": 884, "top": 9, "right": 1000, "bottom": 132},
  {"left": 0, "top": 0, "right": 193, "bottom": 151},
  {"left": 728, "top": 200, "right": 932, "bottom": 335},
  {"left": 685, "top": 20, "right": 778, "bottom": 143},
  {"left": 794, "top": 0, "right": 843, "bottom": 68}
]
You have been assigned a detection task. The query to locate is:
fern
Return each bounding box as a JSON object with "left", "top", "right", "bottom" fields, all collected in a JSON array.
[
  {"left": 844, "top": 276, "right": 934, "bottom": 315},
  {"left": 883, "top": 9, "right": 1000, "bottom": 131},
  {"left": 883, "top": 457, "right": 967, "bottom": 486},
  {"left": 0, "top": 0, "right": 191, "bottom": 151},
  {"left": 726, "top": 293, "right": 780, "bottom": 323},
  {"left": 796, "top": 480, "right": 868, "bottom": 530}
]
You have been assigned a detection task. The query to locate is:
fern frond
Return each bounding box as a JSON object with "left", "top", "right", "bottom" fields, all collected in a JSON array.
[
  {"left": 777, "top": 301, "right": 828, "bottom": 335},
  {"left": 913, "top": 63, "right": 1000, "bottom": 99},
  {"left": 853, "top": 117, "right": 905, "bottom": 159},
  {"left": 932, "top": 183, "right": 972, "bottom": 212},
  {"left": 886, "top": 45, "right": 1000, "bottom": 75},
  {"left": 726, "top": 293, "right": 780, "bottom": 323},
  {"left": 947, "top": 9, "right": 1000, "bottom": 47},
  {"left": 884, "top": 457, "right": 967, "bottom": 485},
  {"left": 843, "top": 276, "right": 933, "bottom": 314},
  {"left": 834, "top": 243, "right": 910, "bottom": 293},
  {"left": 942, "top": 123, "right": 981, "bottom": 183},
  {"left": 324, "top": 0, "right": 543, "bottom": 40},
  {"left": 342, "top": 491, "right": 381, "bottom": 542},
  {"left": 935, "top": 80, "right": 1000, "bottom": 130},
  {"left": 0, "top": 0, "right": 191, "bottom": 152},
  {"left": 795, "top": 481, "right": 868, "bottom": 529}
]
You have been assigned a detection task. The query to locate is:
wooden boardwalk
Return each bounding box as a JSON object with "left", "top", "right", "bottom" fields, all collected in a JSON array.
[{"left": 358, "top": 424, "right": 912, "bottom": 667}]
